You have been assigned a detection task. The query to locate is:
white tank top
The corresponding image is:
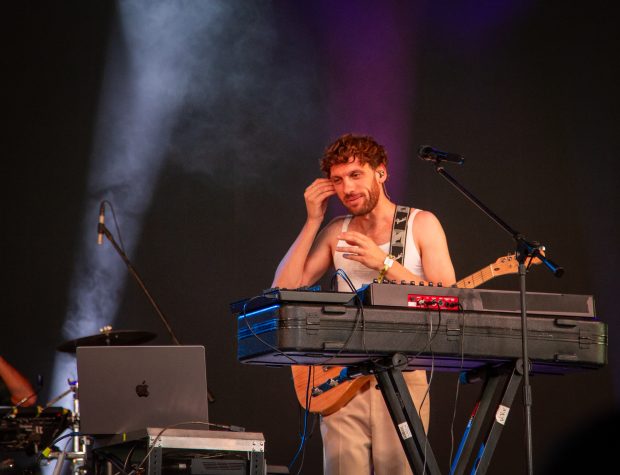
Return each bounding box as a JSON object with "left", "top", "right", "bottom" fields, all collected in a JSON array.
[{"left": 333, "top": 209, "right": 426, "bottom": 290}]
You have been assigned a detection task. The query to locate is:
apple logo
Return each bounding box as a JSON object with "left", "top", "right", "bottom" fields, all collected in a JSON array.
[{"left": 135, "top": 380, "right": 149, "bottom": 397}]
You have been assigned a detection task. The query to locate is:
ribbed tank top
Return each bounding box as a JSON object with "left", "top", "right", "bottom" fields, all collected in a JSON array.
[{"left": 333, "top": 209, "right": 426, "bottom": 290}]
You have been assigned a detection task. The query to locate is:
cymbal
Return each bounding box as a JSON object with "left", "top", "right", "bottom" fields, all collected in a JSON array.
[{"left": 57, "top": 330, "right": 157, "bottom": 353}]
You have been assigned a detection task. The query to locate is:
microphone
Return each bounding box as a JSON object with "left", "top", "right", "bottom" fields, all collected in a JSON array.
[
  {"left": 97, "top": 202, "right": 105, "bottom": 245},
  {"left": 418, "top": 145, "right": 464, "bottom": 165}
]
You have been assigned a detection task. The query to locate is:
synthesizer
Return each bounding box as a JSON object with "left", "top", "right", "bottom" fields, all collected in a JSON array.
[{"left": 232, "top": 285, "right": 606, "bottom": 374}]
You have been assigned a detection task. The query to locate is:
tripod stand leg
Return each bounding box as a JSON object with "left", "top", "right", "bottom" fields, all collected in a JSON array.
[
  {"left": 451, "top": 369, "right": 507, "bottom": 475},
  {"left": 472, "top": 363, "right": 523, "bottom": 474},
  {"left": 374, "top": 354, "right": 441, "bottom": 475},
  {"left": 450, "top": 362, "right": 523, "bottom": 475}
]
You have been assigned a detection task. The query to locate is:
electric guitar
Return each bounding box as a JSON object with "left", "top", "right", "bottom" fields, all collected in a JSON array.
[{"left": 291, "top": 252, "right": 542, "bottom": 415}]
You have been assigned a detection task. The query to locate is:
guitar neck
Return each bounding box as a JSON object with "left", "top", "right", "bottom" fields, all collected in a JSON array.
[{"left": 455, "top": 264, "right": 495, "bottom": 289}]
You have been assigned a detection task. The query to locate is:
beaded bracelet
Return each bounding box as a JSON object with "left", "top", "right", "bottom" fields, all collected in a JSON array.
[{"left": 377, "top": 254, "right": 396, "bottom": 283}]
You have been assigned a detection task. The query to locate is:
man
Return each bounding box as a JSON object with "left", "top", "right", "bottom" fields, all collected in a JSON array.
[
  {"left": 272, "top": 133, "right": 456, "bottom": 474},
  {"left": 0, "top": 356, "right": 36, "bottom": 407},
  {"left": 1, "top": 356, "right": 38, "bottom": 473}
]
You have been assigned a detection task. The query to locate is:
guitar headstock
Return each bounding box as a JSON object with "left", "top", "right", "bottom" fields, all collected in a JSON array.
[
  {"left": 491, "top": 251, "right": 543, "bottom": 277},
  {"left": 455, "top": 251, "right": 545, "bottom": 289}
]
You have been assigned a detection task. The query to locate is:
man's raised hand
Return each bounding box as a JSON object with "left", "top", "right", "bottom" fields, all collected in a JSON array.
[{"left": 304, "top": 178, "right": 336, "bottom": 221}]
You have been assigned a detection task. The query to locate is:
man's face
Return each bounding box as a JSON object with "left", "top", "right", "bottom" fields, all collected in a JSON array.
[{"left": 329, "top": 158, "right": 381, "bottom": 216}]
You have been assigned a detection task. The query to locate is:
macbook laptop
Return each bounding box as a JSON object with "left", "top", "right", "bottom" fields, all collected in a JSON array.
[{"left": 76, "top": 345, "right": 209, "bottom": 435}]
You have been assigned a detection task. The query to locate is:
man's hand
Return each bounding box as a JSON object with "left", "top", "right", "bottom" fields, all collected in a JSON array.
[
  {"left": 272, "top": 179, "right": 336, "bottom": 289},
  {"left": 336, "top": 231, "right": 386, "bottom": 271},
  {"left": 304, "top": 178, "right": 336, "bottom": 221}
]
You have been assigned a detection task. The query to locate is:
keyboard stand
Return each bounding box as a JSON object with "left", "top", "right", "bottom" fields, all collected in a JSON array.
[
  {"left": 450, "top": 361, "right": 524, "bottom": 474},
  {"left": 373, "top": 355, "right": 525, "bottom": 475},
  {"left": 373, "top": 353, "right": 442, "bottom": 475}
]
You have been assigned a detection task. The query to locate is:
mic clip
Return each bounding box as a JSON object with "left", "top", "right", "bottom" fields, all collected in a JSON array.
[{"left": 418, "top": 145, "right": 465, "bottom": 165}]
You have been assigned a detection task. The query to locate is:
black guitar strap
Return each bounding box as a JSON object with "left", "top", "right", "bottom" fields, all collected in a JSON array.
[{"left": 389, "top": 205, "right": 410, "bottom": 265}]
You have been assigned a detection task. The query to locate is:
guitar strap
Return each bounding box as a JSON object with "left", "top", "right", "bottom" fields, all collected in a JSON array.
[{"left": 389, "top": 205, "right": 410, "bottom": 265}]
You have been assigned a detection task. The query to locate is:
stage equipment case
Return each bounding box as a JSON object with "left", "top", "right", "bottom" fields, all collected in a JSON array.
[
  {"left": 233, "top": 286, "right": 607, "bottom": 373},
  {"left": 91, "top": 428, "right": 265, "bottom": 475}
]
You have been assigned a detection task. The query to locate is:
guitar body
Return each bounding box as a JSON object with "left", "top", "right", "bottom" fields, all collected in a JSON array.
[
  {"left": 291, "top": 365, "right": 372, "bottom": 415},
  {"left": 290, "top": 253, "right": 541, "bottom": 415}
]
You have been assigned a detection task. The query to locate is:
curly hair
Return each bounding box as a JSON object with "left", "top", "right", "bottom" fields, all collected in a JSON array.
[{"left": 320, "top": 134, "right": 388, "bottom": 177}]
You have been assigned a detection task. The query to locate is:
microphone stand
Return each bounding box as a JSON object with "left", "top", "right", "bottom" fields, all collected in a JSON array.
[
  {"left": 99, "top": 223, "right": 216, "bottom": 403},
  {"left": 425, "top": 158, "right": 563, "bottom": 475}
]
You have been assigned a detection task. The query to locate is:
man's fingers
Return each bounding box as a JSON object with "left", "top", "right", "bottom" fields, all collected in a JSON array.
[
  {"left": 337, "top": 231, "right": 369, "bottom": 245},
  {"left": 336, "top": 246, "right": 361, "bottom": 254},
  {"left": 305, "top": 179, "right": 334, "bottom": 193},
  {"left": 341, "top": 253, "right": 363, "bottom": 262},
  {"left": 305, "top": 182, "right": 335, "bottom": 200}
]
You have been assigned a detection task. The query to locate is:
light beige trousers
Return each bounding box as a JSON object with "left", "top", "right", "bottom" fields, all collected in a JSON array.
[{"left": 320, "top": 370, "right": 430, "bottom": 475}]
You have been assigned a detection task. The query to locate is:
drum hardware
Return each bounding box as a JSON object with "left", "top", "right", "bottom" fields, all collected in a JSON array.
[
  {"left": 40, "top": 379, "right": 89, "bottom": 475},
  {"left": 56, "top": 326, "right": 157, "bottom": 353}
]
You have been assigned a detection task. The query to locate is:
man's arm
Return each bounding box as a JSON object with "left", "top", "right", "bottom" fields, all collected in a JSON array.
[
  {"left": 272, "top": 178, "right": 336, "bottom": 289},
  {"left": 411, "top": 211, "right": 456, "bottom": 285},
  {"left": 0, "top": 356, "right": 37, "bottom": 406}
]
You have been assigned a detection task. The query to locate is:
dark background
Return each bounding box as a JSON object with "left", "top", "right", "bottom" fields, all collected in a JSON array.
[{"left": 5, "top": 1, "right": 618, "bottom": 474}]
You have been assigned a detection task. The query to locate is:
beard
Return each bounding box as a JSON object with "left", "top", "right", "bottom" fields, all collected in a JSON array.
[{"left": 344, "top": 180, "right": 380, "bottom": 216}]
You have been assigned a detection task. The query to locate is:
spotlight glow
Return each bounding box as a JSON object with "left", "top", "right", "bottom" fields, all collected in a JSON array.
[{"left": 48, "top": 0, "right": 223, "bottom": 407}]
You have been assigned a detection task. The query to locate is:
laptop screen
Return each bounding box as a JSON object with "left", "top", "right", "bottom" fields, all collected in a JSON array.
[{"left": 76, "top": 345, "right": 209, "bottom": 435}]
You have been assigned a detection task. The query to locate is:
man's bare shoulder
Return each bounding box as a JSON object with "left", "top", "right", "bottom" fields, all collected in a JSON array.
[
  {"left": 412, "top": 209, "right": 441, "bottom": 225},
  {"left": 412, "top": 209, "right": 446, "bottom": 237},
  {"left": 314, "top": 215, "right": 348, "bottom": 245},
  {"left": 322, "top": 215, "right": 349, "bottom": 232}
]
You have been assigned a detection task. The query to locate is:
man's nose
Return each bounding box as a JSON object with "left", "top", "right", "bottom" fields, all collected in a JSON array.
[{"left": 343, "top": 177, "right": 355, "bottom": 194}]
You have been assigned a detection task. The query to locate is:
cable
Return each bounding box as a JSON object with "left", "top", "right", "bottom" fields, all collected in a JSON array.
[
  {"left": 122, "top": 441, "right": 139, "bottom": 474},
  {"left": 243, "top": 270, "right": 360, "bottom": 368},
  {"left": 317, "top": 269, "right": 368, "bottom": 367},
  {"left": 419, "top": 303, "right": 441, "bottom": 474},
  {"left": 36, "top": 430, "right": 79, "bottom": 465},
  {"left": 296, "top": 414, "right": 318, "bottom": 475},
  {"left": 99, "top": 451, "right": 132, "bottom": 475},
  {"left": 46, "top": 431, "right": 80, "bottom": 448},
  {"left": 288, "top": 368, "right": 313, "bottom": 473},
  {"left": 103, "top": 200, "right": 126, "bottom": 253},
  {"left": 49, "top": 437, "right": 73, "bottom": 475},
  {"left": 126, "top": 421, "right": 222, "bottom": 475},
  {"left": 241, "top": 296, "right": 300, "bottom": 365},
  {"left": 286, "top": 269, "right": 361, "bottom": 472},
  {"left": 406, "top": 306, "right": 443, "bottom": 365},
  {"left": 448, "top": 303, "right": 466, "bottom": 473}
]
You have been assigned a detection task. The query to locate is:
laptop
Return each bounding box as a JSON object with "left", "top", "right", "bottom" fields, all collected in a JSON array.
[{"left": 76, "top": 345, "right": 209, "bottom": 435}]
